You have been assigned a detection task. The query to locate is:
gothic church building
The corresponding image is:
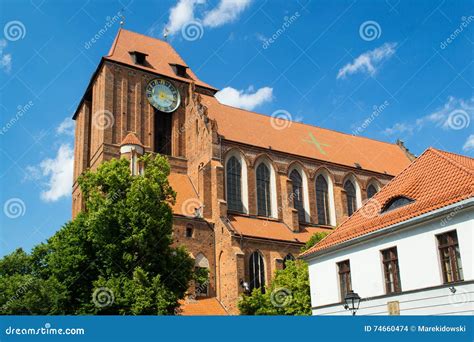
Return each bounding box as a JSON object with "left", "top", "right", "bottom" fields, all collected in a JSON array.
[{"left": 72, "top": 29, "right": 414, "bottom": 314}]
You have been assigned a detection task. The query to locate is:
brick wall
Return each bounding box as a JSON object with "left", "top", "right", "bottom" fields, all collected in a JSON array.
[{"left": 72, "top": 58, "right": 397, "bottom": 315}]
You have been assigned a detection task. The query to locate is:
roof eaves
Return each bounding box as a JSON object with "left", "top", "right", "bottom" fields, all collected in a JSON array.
[{"left": 300, "top": 197, "right": 474, "bottom": 260}]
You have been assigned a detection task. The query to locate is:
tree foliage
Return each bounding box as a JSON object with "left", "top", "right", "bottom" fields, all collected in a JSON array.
[
  {"left": 239, "top": 232, "right": 330, "bottom": 315},
  {"left": 301, "top": 231, "right": 330, "bottom": 252},
  {"left": 238, "top": 260, "right": 311, "bottom": 315},
  {"left": 0, "top": 155, "right": 194, "bottom": 315}
]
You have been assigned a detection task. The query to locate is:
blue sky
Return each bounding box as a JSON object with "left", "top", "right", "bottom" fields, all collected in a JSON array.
[{"left": 0, "top": 0, "right": 473, "bottom": 257}]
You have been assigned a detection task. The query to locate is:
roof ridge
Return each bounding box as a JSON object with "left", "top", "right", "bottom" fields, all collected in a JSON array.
[
  {"left": 430, "top": 148, "right": 474, "bottom": 175},
  {"left": 108, "top": 27, "right": 122, "bottom": 57},
  {"left": 301, "top": 147, "right": 473, "bottom": 258},
  {"left": 120, "top": 28, "right": 168, "bottom": 44},
  {"left": 301, "top": 148, "right": 434, "bottom": 257},
  {"left": 211, "top": 97, "right": 404, "bottom": 149}
]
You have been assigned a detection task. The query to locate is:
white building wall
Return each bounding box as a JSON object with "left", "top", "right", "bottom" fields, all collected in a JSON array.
[{"left": 307, "top": 206, "right": 473, "bottom": 315}]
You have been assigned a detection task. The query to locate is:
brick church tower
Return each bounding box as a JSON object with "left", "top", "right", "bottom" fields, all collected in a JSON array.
[{"left": 72, "top": 29, "right": 414, "bottom": 314}]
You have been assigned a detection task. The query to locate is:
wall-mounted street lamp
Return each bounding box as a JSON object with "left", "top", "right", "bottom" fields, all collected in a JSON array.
[
  {"left": 343, "top": 290, "right": 361, "bottom": 316},
  {"left": 240, "top": 280, "right": 250, "bottom": 294}
]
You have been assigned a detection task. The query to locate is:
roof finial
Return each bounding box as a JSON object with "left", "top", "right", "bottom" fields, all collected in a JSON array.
[
  {"left": 163, "top": 27, "right": 169, "bottom": 41},
  {"left": 119, "top": 9, "right": 125, "bottom": 27}
]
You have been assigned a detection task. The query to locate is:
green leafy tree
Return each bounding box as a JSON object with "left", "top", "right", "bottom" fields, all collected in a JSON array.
[
  {"left": 239, "top": 232, "right": 329, "bottom": 315},
  {"left": 238, "top": 260, "right": 311, "bottom": 315},
  {"left": 301, "top": 231, "right": 330, "bottom": 252},
  {"left": 0, "top": 154, "right": 194, "bottom": 315}
]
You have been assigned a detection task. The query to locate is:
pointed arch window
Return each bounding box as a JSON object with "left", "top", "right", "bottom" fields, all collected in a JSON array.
[
  {"left": 344, "top": 180, "right": 357, "bottom": 216},
  {"left": 283, "top": 254, "right": 295, "bottom": 269},
  {"left": 226, "top": 156, "right": 243, "bottom": 212},
  {"left": 367, "top": 184, "right": 377, "bottom": 199},
  {"left": 256, "top": 163, "right": 271, "bottom": 217},
  {"left": 194, "top": 253, "right": 209, "bottom": 297},
  {"left": 316, "top": 175, "right": 330, "bottom": 225},
  {"left": 249, "top": 251, "right": 265, "bottom": 293},
  {"left": 290, "top": 169, "right": 305, "bottom": 222}
]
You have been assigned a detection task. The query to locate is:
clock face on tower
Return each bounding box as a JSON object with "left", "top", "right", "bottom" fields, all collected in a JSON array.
[{"left": 145, "top": 78, "right": 181, "bottom": 113}]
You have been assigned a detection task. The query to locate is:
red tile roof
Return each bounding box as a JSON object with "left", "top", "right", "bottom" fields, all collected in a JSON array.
[
  {"left": 301, "top": 148, "right": 474, "bottom": 258},
  {"left": 178, "top": 297, "right": 228, "bottom": 315},
  {"left": 120, "top": 132, "right": 143, "bottom": 146},
  {"left": 76, "top": 29, "right": 413, "bottom": 176},
  {"left": 168, "top": 172, "right": 200, "bottom": 216},
  {"left": 201, "top": 95, "right": 412, "bottom": 175},
  {"left": 227, "top": 215, "right": 332, "bottom": 243},
  {"left": 106, "top": 29, "right": 216, "bottom": 90}
]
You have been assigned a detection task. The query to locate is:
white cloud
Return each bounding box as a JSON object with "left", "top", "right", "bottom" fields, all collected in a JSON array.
[
  {"left": 0, "top": 39, "right": 12, "bottom": 73},
  {"left": 167, "top": 0, "right": 205, "bottom": 34},
  {"left": 202, "top": 0, "right": 251, "bottom": 28},
  {"left": 383, "top": 123, "right": 414, "bottom": 136},
  {"left": 384, "top": 96, "right": 474, "bottom": 136},
  {"left": 165, "top": 0, "right": 251, "bottom": 35},
  {"left": 215, "top": 86, "right": 273, "bottom": 110},
  {"left": 56, "top": 117, "right": 75, "bottom": 136},
  {"left": 38, "top": 144, "right": 74, "bottom": 202},
  {"left": 337, "top": 42, "right": 397, "bottom": 79},
  {"left": 463, "top": 134, "right": 474, "bottom": 152},
  {"left": 26, "top": 144, "right": 74, "bottom": 202}
]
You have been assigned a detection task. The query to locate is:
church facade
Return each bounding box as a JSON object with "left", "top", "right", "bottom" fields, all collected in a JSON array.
[{"left": 72, "top": 29, "right": 414, "bottom": 314}]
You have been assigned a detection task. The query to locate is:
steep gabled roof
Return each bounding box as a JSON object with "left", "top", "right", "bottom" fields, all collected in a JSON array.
[
  {"left": 301, "top": 148, "right": 474, "bottom": 258},
  {"left": 201, "top": 95, "right": 412, "bottom": 175},
  {"left": 75, "top": 29, "right": 413, "bottom": 175},
  {"left": 106, "top": 29, "right": 216, "bottom": 90}
]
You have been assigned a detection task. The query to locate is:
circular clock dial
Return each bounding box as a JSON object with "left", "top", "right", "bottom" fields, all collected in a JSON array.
[{"left": 145, "top": 78, "right": 181, "bottom": 113}]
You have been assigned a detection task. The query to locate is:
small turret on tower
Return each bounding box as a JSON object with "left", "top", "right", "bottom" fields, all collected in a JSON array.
[{"left": 120, "top": 132, "right": 144, "bottom": 175}]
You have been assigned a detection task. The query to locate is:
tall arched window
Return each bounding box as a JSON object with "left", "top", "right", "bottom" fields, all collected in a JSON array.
[
  {"left": 283, "top": 254, "right": 295, "bottom": 269},
  {"left": 316, "top": 175, "right": 330, "bottom": 225},
  {"left": 256, "top": 163, "right": 271, "bottom": 217},
  {"left": 226, "top": 156, "right": 243, "bottom": 212},
  {"left": 249, "top": 251, "right": 265, "bottom": 293},
  {"left": 290, "top": 169, "right": 305, "bottom": 222},
  {"left": 367, "top": 184, "right": 377, "bottom": 199},
  {"left": 344, "top": 180, "right": 357, "bottom": 216},
  {"left": 194, "top": 253, "right": 209, "bottom": 297}
]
